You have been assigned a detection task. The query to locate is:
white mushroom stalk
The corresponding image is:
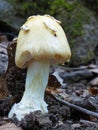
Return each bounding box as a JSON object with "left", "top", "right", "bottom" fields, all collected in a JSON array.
[{"left": 8, "top": 60, "right": 49, "bottom": 121}]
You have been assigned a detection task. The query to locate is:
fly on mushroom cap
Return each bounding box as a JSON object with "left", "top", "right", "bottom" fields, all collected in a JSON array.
[
  {"left": 15, "top": 15, "right": 71, "bottom": 68},
  {"left": 8, "top": 15, "right": 71, "bottom": 121}
]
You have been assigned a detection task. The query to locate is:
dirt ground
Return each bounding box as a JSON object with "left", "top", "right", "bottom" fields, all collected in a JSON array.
[
  {"left": 0, "top": 64, "right": 98, "bottom": 130},
  {"left": 0, "top": 34, "right": 98, "bottom": 130}
]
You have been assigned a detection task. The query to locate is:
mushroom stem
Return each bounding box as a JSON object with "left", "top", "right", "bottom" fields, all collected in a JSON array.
[
  {"left": 21, "top": 60, "right": 49, "bottom": 110},
  {"left": 8, "top": 60, "right": 50, "bottom": 121}
]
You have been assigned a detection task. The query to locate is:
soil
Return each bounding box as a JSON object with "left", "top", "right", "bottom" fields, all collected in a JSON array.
[
  {"left": 0, "top": 33, "right": 98, "bottom": 130},
  {"left": 0, "top": 63, "right": 98, "bottom": 130}
]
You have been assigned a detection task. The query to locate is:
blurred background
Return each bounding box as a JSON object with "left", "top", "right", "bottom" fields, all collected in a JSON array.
[{"left": 0, "top": 0, "right": 98, "bottom": 67}]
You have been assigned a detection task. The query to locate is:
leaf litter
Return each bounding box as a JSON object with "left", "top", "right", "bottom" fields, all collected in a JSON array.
[{"left": 0, "top": 33, "right": 98, "bottom": 129}]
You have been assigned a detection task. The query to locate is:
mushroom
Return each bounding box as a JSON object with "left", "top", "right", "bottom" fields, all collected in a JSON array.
[{"left": 8, "top": 15, "right": 71, "bottom": 121}]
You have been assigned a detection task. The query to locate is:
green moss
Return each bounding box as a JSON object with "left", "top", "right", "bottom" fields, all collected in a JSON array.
[
  {"left": 65, "top": 3, "right": 90, "bottom": 42},
  {"left": 8, "top": 0, "right": 52, "bottom": 18},
  {"left": 49, "top": 0, "right": 74, "bottom": 15},
  {"left": 81, "top": 50, "right": 95, "bottom": 64},
  {"left": 8, "top": 0, "right": 90, "bottom": 45},
  {"left": 47, "top": 1, "right": 90, "bottom": 46}
]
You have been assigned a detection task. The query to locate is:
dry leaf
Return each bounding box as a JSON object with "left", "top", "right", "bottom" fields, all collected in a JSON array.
[
  {"left": 0, "top": 123, "right": 22, "bottom": 130},
  {"left": 48, "top": 75, "right": 61, "bottom": 88},
  {"left": 89, "top": 68, "right": 98, "bottom": 74},
  {"left": 88, "top": 64, "right": 98, "bottom": 69},
  {"left": 89, "top": 87, "right": 98, "bottom": 95},
  {"left": 90, "top": 77, "right": 98, "bottom": 86},
  {"left": 53, "top": 68, "right": 67, "bottom": 88}
]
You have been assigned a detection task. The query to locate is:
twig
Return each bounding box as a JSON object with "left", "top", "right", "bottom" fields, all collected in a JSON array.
[
  {"left": 53, "top": 94, "right": 98, "bottom": 118},
  {"left": 53, "top": 64, "right": 98, "bottom": 72},
  {"left": 80, "top": 119, "right": 98, "bottom": 126}
]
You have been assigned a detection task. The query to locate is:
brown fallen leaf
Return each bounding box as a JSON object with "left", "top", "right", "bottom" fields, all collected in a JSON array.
[
  {"left": 88, "top": 77, "right": 98, "bottom": 95},
  {"left": 89, "top": 87, "right": 98, "bottom": 96},
  {"left": 0, "top": 123, "right": 22, "bottom": 130},
  {"left": 48, "top": 75, "right": 61, "bottom": 88}
]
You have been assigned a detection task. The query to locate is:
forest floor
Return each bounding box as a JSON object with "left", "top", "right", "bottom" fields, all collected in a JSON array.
[{"left": 0, "top": 33, "right": 98, "bottom": 130}]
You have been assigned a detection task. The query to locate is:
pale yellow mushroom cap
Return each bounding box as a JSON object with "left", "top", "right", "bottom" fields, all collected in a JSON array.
[{"left": 15, "top": 15, "right": 71, "bottom": 68}]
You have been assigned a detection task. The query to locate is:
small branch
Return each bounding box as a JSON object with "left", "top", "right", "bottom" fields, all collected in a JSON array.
[
  {"left": 53, "top": 94, "right": 98, "bottom": 118},
  {"left": 80, "top": 119, "right": 98, "bottom": 126}
]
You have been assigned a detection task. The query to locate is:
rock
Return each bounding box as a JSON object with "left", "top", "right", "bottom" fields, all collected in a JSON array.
[
  {"left": 56, "top": 1, "right": 98, "bottom": 66},
  {"left": 0, "top": 0, "right": 25, "bottom": 33},
  {"left": 71, "top": 16, "right": 98, "bottom": 66}
]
